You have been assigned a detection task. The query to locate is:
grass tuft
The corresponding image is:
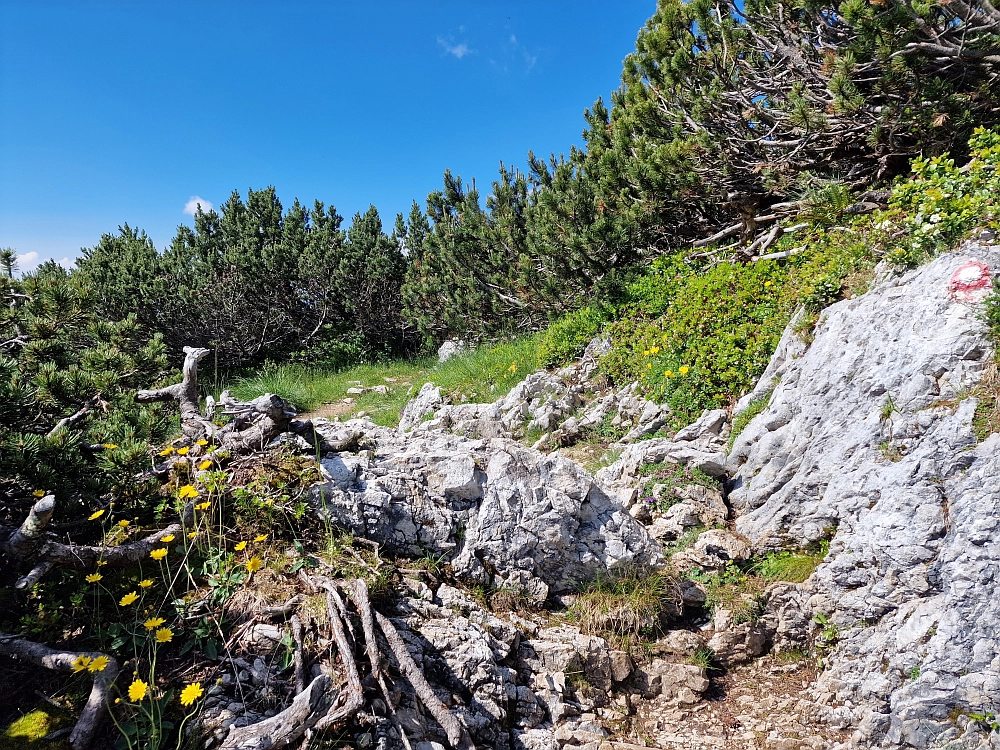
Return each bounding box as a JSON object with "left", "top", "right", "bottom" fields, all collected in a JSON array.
[{"left": 572, "top": 567, "right": 679, "bottom": 639}]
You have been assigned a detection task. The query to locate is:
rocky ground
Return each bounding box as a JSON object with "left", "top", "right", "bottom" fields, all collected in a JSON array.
[{"left": 195, "top": 239, "right": 1000, "bottom": 750}]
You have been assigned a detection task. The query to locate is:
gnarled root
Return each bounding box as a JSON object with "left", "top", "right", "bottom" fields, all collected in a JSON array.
[
  {"left": 218, "top": 577, "right": 477, "bottom": 750},
  {"left": 0, "top": 634, "right": 119, "bottom": 750},
  {"left": 136, "top": 345, "right": 308, "bottom": 453},
  {"left": 0, "top": 495, "right": 195, "bottom": 589}
]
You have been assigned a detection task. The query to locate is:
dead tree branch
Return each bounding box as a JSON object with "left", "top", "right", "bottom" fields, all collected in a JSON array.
[
  {"left": 375, "top": 611, "right": 476, "bottom": 750},
  {"left": 0, "top": 634, "right": 118, "bottom": 750}
]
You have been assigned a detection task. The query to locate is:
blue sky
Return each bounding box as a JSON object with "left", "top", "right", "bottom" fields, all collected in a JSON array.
[{"left": 0, "top": 1, "right": 655, "bottom": 271}]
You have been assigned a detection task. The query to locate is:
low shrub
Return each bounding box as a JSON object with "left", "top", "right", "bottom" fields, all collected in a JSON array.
[{"left": 537, "top": 304, "right": 613, "bottom": 367}]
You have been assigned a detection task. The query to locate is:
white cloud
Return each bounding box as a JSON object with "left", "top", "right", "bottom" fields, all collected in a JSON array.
[
  {"left": 57, "top": 257, "right": 74, "bottom": 269},
  {"left": 438, "top": 36, "right": 472, "bottom": 59},
  {"left": 510, "top": 34, "right": 517, "bottom": 43},
  {"left": 183, "top": 196, "right": 213, "bottom": 216},
  {"left": 16, "top": 251, "right": 39, "bottom": 271}
]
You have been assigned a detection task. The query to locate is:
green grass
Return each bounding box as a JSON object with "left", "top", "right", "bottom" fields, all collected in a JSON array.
[
  {"left": 1, "top": 709, "right": 71, "bottom": 750},
  {"left": 727, "top": 388, "right": 775, "bottom": 451},
  {"left": 229, "top": 334, "right": 542, "bottom": 427},
  {"left": 752, "top": 547, "right": 827, "bottom": 583},
  {"left": 572, "top": 567, "right": 679, "bottom": 639}
]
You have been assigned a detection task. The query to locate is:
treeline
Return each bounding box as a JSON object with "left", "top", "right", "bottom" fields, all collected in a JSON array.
[{"left": 77, "top": 0, "right": 1000, "bottom": 368}]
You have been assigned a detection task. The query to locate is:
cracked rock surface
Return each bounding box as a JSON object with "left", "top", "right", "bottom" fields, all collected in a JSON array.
[{"left": 728, "top": 242, "right": 1000, "bottom": 748}]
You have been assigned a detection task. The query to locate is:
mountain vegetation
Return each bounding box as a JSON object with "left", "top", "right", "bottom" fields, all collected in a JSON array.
[{"left": 3, "top": 2, "right": 1000, "bottom": 748}]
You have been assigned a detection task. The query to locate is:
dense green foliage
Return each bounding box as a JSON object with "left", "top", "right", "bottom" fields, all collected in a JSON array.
[
  {"left": 0, "top": 264, "right": 168, "bottom": 506},
  {"left": 77, "top": 190, "right": 409, "bottom": 370}
]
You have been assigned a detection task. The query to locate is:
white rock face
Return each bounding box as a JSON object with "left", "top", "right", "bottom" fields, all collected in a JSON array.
[
  {"left": 310, "top": 422, "right": 663, "bottom": 602},
  {"left": 727, "top": 242, "right": 1000, "bottom": 747}
]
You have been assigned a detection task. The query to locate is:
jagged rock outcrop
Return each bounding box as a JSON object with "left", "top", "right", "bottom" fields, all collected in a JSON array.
[
  {"left": 310, "top": 421, "right": 663, "bottom": 602},
  {"left": 727, "top": 242, "right": 1000, "bottom": 748}
]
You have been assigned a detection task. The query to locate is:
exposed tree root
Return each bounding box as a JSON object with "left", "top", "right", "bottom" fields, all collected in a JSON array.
[
  {"left": 0, "top": 495, "right": 195, "bottom": 589},
  {"left": 136, "top": 345, "right": 311, "bottom": 453},
  {"left": 0, "top": 634, "right": 119, "bottom": 750}
]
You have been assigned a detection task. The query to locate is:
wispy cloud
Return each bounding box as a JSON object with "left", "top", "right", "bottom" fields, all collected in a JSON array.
[
  {"left": 183, "top": 196, "right": 213, "bottom": 216},
  {"left": 16, "top": 251, "right": 39, "bottom": 271},
  {"left": 510, "top": 34, "right": 537, "bottom": 70},
  {"left": 438, "top": 36, "right": 473, "bottom": 59}
]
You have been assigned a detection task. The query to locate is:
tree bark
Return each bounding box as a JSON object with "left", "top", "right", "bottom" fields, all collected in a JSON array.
[{"left": 0, "top": 634, "right": 118, "bottom": 750}]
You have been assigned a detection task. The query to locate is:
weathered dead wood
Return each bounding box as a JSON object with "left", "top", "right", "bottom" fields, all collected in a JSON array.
[
  {"left": 261, "top": 595, "right": 304, "bottom": 620},
  {"left": 313, "top": 585, "right": 365, "bottom": 731},
  {"left": 1, "top": 495, "right": 195, "bottom": 589},
  {"left": 5, "top": 494, "right": 55, "bottom": 558},
  {"left": 137, "top": 346, "right": 304, "bottom": 453},
  {"left": 290, "top": 614, "right": 307, "bottom": 695},
  {"left": 349, "top": 580, "right": 414, "bottom": 750},
  {"left": 375, "top": 611, "right": 476, "bottom": 750},
  {"left": 47, "top": 396, "right": 102, "bottom": 439},
  {"left": 0, "top": 634, "right": 118, "bottom": 750},
  {"left": 219, "top": 674, "right": 336, "bottom": 750},
  {"left": 136, "top": 346, "right": 212, "bottom": 436}
]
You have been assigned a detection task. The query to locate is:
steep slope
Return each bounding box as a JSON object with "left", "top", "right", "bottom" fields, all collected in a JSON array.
[{"left": 729, "top": 238, "right": 1000, "bottom": 748}]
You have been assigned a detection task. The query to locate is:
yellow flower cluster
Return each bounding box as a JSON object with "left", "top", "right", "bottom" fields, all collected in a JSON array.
[
  {"left": 178, "top": 485, "right": 199, "bottom": 500},
  {"left": 149, "top": 548, "right": 167, "bottom": 561},
  {"left": 72, "top": 655, "right": 109, "bottom": 673}
]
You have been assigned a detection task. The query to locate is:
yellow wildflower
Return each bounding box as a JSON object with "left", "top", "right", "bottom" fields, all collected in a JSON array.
[
  {"left": 253, "top": 534, "right": 268, "bottom": 543},
  {"left": 176, "top": 446, "right": 190, "bottom": 456},
  {"left": 96, "top": 559, "right": 107, "bottom": 566},
  {"left": 646, "top": 363, "right": 652, "bottom": 369},
  {"left": 118, "top": 519, "right": 129, "bottom": 528},
  {"left": 234, "top": 541, "right": 247, "bottom": 552},
  {"left": 72, "top": 655, "right": 92, "bottom": 672},
  {"left": 88, "top": 509, "right": 105, "bottom": 521},
  {"left": 508, "top": 363, "right": 517, "bottom": 373},
  {"left": 245, "top": 557, "right": 263, "bottom": 573},
  {"left": 150, "top": 548, "right": 167, "bottom": 561},
  {"left": 196, "top": 439, "right": 208, "bottom": 446},
  {"left": 195, "top": 501, "right": 211, "bottom": 511},
  {"left": 160, "top": 534, "right": 175, "bottom": 543},
  {"left": 764, "top": 280, "right": 773, "bottom": 287},
  {"left": 158, "top": 446, "right": 174, "bottom": 456},
  {"left": 188, "top": 531, "right": 197, "bottom": 539},
  {"left": 198, "top": 460, "right": 212, "bottom": 470},
  {"left": 85, "top": 573, "right": 102, "bottom": 583},
  {"left": 679, "top": 366, "right": 690, "bottom": 375},
  {"left": 665, "top": 370, "right": 674, "bottom": 378},
  {"left": 128, "top": 679, "right": 148, "bottom": 701},
  {"left": 154, "top": 628, "right": 173, "bottom": 643},
  {"left": 32, "top": 489, "right": 46, "bottom": 497},
  {"left": 88, "top": 655, "right": 109, "bottom": 673},
  {"left": 178, "top": 485, "right": 199, "bottom": 499},
  {"left": 119, "top": 591, "right": 139, "bottom": 606},
  {"left": 179, "top": 681, "right": 203, "bottom": 706},
  {"left": 144, "top": 617, "right": 165, "bottom": 630},
  {"left": 102, "top": 443, "right": 118, "bottom": 449},
  {"left": 138, "top": 579, "right": 154, "bottom": 588}
]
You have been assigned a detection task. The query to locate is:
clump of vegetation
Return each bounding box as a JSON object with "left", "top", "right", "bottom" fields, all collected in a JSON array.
[
  {"left": 637, "top": 461, "right": 720, "bottom": 513},
  {"left": 753, "top": 545, "right": 828, "bottom": 584},
  {"left": 886, "top": 127, "right": 1000, "bottom": 267},
  {"left": 975, "top": 280, "right": 1000, "bottom": 441},
  {"left": 727, "top": 388, "right": 775, "bottom": 451},
  {"left": 537, "top": 304, "right": 613, "bottom": 367},
  {"left": 572, "top": 567, "right": 679, "bottom": 640}
]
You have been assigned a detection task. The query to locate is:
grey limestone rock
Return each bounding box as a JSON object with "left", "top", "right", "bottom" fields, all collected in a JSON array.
[
  {"left": 726, "top": 243, "right": 1000, "bottom": 746},
  {"left": 309, "top": 425, "right": 662, "bottom": 602}
]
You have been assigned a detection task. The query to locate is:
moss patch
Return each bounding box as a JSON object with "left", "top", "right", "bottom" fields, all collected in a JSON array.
[{"left": 1, "top": 709, "right": 72, "bottom": 750}]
